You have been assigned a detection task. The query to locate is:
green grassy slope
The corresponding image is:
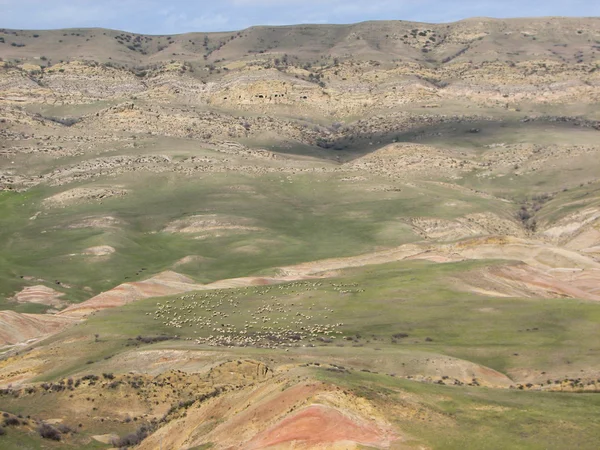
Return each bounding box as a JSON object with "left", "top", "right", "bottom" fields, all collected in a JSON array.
[
  {"left": 0, "top": 165, "right": 515, "bottom": 306},
  {"left": 30, "top": 259, "right": 600, "bottom": 383}
]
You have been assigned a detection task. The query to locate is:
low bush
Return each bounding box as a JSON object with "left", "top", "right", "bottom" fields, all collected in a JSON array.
[
  {"left": 3, "top": 416, "right": 20, "bottom": 426},
  {"left": 38, "top": 423, "right": 61, "bottom": 441},
  {"left": 112, "top": 425, "right": 150, "bottom": 447},
  {"left": 135, "top": 335, "right": 176, "bottom": 344},
  {"left": 392, "top": 333, "right": 409, "bottom": 339}
]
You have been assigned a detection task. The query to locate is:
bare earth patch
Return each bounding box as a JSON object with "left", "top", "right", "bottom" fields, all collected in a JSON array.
[
  {"left": 454, "top": 263, "right": 600, "bottom": 301},
  {"left": 82, "top": 245, "right": 116, "bottom": 256},
  {"left": 139, "top": 379, "right": 399, "bottom": 450},
  {"left": 0, "top": 310, "right": 75, "bottom": 346},
  {"left": 92, "top": 434, "right": 119, "bottom": 444},
  {"left": 58, "top": 271, "right": 204, "bottom": 317},
  {"left": 67, "top": 215, "right": 123, "bottom": 229},
  {"left": 246, "top": 404, "right": 395, "bottom": 449},
  {"left": 542, "top": 207, "right": 600, "bottom": 242},
  {"left": 408, "top": 213, "right": 524, "bottom": 242},
  {"left": 448, "top": 236, "right": 600, "bottom": 270},
  {"left": 172, "top": 255, "right": 212, "bottom": 268},
  {"left": 12, "top": 285, "right": 65, "bottom": 307},
  {"left": 163, "top": 214, "right": 262, "bottom": 234},
  {"left": 43, "top": 187, "right": 128, "bottom": 207}
]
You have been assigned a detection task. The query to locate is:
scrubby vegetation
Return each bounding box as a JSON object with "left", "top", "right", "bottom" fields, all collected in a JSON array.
[{"left": 37, "top": 423, "right": 61, "bottom": 441}]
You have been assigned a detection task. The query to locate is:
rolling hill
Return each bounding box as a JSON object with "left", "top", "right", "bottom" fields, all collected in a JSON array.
[{"left": 0, "top": 17, "right": 599, "bottom": 449}]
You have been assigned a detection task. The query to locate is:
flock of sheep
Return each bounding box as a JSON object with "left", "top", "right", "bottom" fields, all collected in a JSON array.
[{"left": 152, "top": 281, "right": 352, "bottom": 348}]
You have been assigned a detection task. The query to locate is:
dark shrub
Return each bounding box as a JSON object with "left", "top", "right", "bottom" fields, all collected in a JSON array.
[
  {"left": 112, "top": 425, "right": 150, "bottom": 447},
  {"left": 392, "top": 333, "right": 409, "bottom": 339},
  {"left": 45, "top": 116, "right": 81, "bottom": 127},
  {"left": 82, "top": 374, "right": 99, "bottom": 381},
  {"left": 56, "top": 423, "right": 73, "bottom": 434},
  {"left": 135, "top": 335, "right": 176, "bottom": 344},
  {"left": 38, "top": 423, "right": 61, "bottom": 441},
  {"left": 3, "top": 416, "right": 19, "bottom": 426}
]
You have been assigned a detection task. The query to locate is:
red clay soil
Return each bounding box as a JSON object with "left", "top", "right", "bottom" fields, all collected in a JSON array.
[
  {"left": 245, "top": 404, "right": 392, "bottom": 449},
  {"left": 207, "top": 382, "right": 324, "bottom": 446},
  {"left": 492, "top": 265, "right": 600, "bottom": 301},
  {"left": 58, "top": 271, "right": 204, "bottom": 317},
  {"left": 550, "top": 268, "right": 600, "bottom": 297},
  {"left": 13, "top": 285, "right": 65, "bottom": 306},
  {"left": 0, "top": 310, "right": 75, "bottom": 345}
]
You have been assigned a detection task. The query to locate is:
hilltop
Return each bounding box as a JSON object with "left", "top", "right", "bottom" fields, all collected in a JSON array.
[{"left": 2, "top": 17, "right": 600, "bottom": 66}]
